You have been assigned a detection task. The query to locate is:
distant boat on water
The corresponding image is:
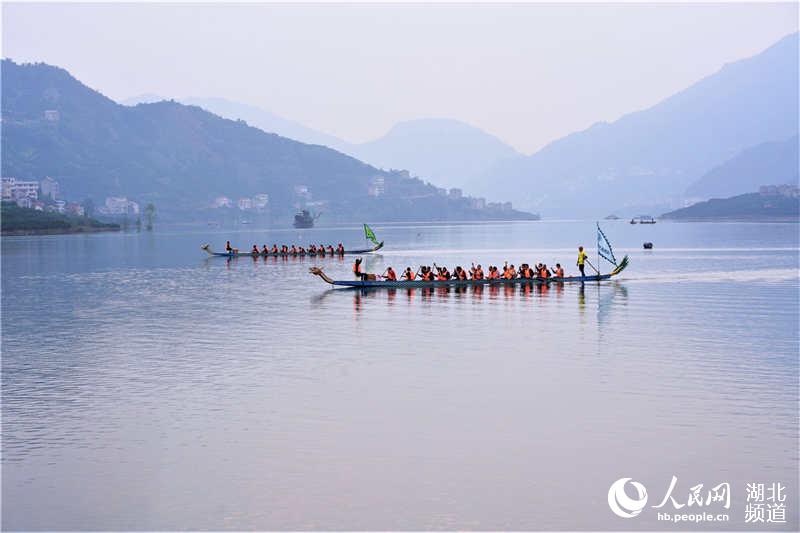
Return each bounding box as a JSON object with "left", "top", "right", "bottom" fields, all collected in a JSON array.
[
  {"left": 605, "top": 214, "right": 620, "bottom": 220},
  {"left": 630, "top": 215, "right": 656, "bottom": 224},
  {"left": 293, "top": 209, "right": 320, "bottom": 228}
]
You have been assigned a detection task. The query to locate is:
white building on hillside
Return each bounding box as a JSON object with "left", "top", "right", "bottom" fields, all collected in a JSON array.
[
  {"left": 253, "top": 193, "right": 270, "bottom": 208},
  {"left": 3, "top": 178, "right": 40, "bottom": 202},
  {"left": 212, "top": 196, "right": 232, "bottom": 208},
  {"left": 40, "top": 176, "right": 59, "bottom": 200},
  {"left": 368, "top": 177, "right": 385, "bottom": 197},
  {"left": 102, "top": 197, "right": 140, "bottom": 215}
]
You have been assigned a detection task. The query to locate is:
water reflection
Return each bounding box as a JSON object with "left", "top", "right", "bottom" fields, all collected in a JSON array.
[{"left": 330, "top": 280, "right": 630, "bottom": 318}]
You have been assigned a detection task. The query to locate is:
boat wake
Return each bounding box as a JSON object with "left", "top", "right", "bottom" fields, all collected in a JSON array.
[{"left": 625, "top": 268, "right": 799, "bottom": 284}]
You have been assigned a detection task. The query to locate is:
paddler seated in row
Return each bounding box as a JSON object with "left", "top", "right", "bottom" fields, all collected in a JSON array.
[
  {"left": 383, "top": 266, "right": 397, "bottom": 281},
  {"left": 404, "top": 267, "right": 416, "bottom": 280},
  {"left": 226, "top": 241, "right": 235, "bottom": 253},
  {"left": 327, "top": 245, "right": 334, "bottom": 255},
  {"left": 298, "top": 246, "right": 306, "bottom": 255},
  {"left": 487, "top": 266, "right": 500, "bottom": 279},
  {"left": 552, "top": 263, "right": 565, "bottom": 278},
  {"left": 470, "top": 263, "right": 484, "bottom": 279},
  {"left": 502, "top": 263, "right": 516, "bottom": 279},
  {"left": 436, "top": 266, "right": 451, "bottom": 280},
  {"left": 318, "top": 244, "right": 326, "bottom": 256},
  {"left": 518, "top": 264, "right": 532, "bottom": 279},
  {"left": 337, "top": 243, "right": 345, "bottom": 255},
  {"left": 251, "top": 244, "right": 259, "bottom": 254},
  {"left": 420, "top": 266, "right": 434, "bottom": 281},
  {"left": 262, "top": 244, "right": 269, "bottom": 254},
  {"left": 454, "top": 266, "right": 467, "bottom": 280},
  {"left": 533, "top": 263, "right": 547, "bottom": 278},
  {"left": 281, "top": 245, "right": 289, "bottom": 254},
  {"left": 271, "top": 244, "right": 278, "bottom": 253}
]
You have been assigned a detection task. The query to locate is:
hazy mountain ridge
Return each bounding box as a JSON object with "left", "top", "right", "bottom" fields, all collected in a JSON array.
[
  {"left": 661, "top": 191, "right": 799, "bottom": 221},
  {"left": 3, "top": 60, "right": 535, "bottom": 222},
  {"left": 124, "top": 95, "right": 524, "bottom": 191},
  {"left": 479, "top": 32, "right": 799, "bottom": 216},
  {"left": 686, "top": 135, "right": 799, "bottom": 198},
  {"left": 348, "top": 118, "right": 523, "bottom": 189},
  {"left": 122, "top": 95, "right": 351, "bottom": 152}
]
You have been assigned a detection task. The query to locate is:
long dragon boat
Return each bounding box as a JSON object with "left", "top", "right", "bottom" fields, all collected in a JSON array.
[
  {"left": 201, "top": 241, "right": 384, "bottom": 258},
  {"left": 308, "top": 255, "right": 629, "bottom": 288}
]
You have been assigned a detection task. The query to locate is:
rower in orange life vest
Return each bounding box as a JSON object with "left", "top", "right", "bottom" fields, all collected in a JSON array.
[
  {"left": 271, "top": 244, "right": 278, "bottom": 254},
  {"left": 384, "top": 267, "right": 397, "bottom": 281},
  {"left": 577, "top": 246, "right": 588, "bottom": 277},
  {"left": 503, "top": 264, "right": 516, "bottom": 279},
  {"left": 539, "top": 263, "right": 550, "bottom": 278},
  {"left": 226, "top": 241, "right": 234, "bottom": 254},
  {"left": 553, "top": 263, "right": 565, "bottom": 278},
  {"left": 251, "top": 244, "right": 259, "bottom": 254},
  {"left": 404, "top": 267, "right": 416, "bottom": 280},
  {"left": 470, "top": 263, "right": 484, "bottom": 280},
  {"left": 353, "top": 258, "right": 367, "bottom": 280},
  {"left": 262, "top": 244, "right": 269, "bottom": 254}
]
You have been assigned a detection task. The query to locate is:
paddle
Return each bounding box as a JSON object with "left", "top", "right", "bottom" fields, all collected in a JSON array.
[{"left": 584, "top": 258, "right": 600, "bottom": 275}]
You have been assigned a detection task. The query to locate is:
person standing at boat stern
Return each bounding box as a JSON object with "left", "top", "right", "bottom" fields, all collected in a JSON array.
[{"left": 577, "top": 246, "right": 588, "bottom": 277}]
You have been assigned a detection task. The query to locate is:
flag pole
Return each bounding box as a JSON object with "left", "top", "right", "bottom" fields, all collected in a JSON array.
[{"left": 596, "top": 221, "right": 600, "bottom": 276}]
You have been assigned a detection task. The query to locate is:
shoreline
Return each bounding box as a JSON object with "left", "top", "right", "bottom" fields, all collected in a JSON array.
[{"left": 2, "top": 226, "right": 121, "bottom": 236}]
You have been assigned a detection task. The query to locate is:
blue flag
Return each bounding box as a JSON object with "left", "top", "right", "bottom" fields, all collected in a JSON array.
[{"left": 597, "top": 223, "right": 617, "bottom": 266}]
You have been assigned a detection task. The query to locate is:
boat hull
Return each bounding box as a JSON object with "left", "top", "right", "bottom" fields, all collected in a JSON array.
[
  {"left": 329, "top": 273, "right": 612, "bottom": 289},
  {"left": 202, "top": 242, "right": 384, "bottom": 257}
]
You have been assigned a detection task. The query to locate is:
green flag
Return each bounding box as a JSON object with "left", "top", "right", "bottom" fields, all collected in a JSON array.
[{"left": 364, "top": 224, "right": 379, "bottom": 245}]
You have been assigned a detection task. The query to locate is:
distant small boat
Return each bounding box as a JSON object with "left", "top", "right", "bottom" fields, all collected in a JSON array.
[
  {"left": 630, "top": 215, "right": 656, "bottom": 224},
  {"left": 293, "top": 210, "right": 320, "bottom": 229},
  {"left": 605, "top": 214, "right": 620, "bottom": 220},
  {"left": 643, "top": 242, "right": 653, "bottom": 249}
]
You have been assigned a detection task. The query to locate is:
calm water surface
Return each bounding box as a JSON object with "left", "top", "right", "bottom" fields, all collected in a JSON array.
[{"left": 2, "top": 221, "right": 798, "bottom": 530}]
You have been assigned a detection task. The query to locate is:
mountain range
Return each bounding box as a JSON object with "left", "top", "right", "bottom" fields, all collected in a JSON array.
[
  {"left": 124, "top": 32, "right": 798, "bottom": 217},
  {"left": 122, "top": 95, "right": 522, "bottom": 191},
  {"left": 686, "top": 135, "right": 799, "bottom": 199},
  {"left": 475, "top": 32, "right": 798, "bottom": 216},
  {"left": 2, "top": 60, "right": 534, "bottom": 222}
]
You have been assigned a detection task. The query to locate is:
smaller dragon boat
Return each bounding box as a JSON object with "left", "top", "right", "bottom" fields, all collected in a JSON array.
[{"left": 201, "top": 241, "right": 383, "bottom": 257}]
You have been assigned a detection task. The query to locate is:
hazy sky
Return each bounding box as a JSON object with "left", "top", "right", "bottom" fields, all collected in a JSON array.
[{"left": 2, "top": 2, "right": 797, "bottom": 153}]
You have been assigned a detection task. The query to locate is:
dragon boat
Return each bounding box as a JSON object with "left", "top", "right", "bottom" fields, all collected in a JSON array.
[
  {"left": 201, "top": 241, "right": 383, "bottom": 258},
  {"left": 308, "top": 255, "right": 629, "bottom": 289}
]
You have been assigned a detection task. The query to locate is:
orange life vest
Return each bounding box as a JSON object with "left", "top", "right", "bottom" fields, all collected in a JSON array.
[
  {"left": 405, "top": 271, "right": 416, "bottom": 280},
  {"left": 386, "top": 269, "right": 397, "bottom": 281}
]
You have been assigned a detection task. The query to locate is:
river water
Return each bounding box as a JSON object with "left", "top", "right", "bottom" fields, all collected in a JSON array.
[{"left": 2, "top": 220, "right": 798, "bottom": 530}]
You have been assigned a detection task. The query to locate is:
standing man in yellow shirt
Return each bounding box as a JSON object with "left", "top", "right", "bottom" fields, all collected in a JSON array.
[{"left": 577, "top": 246, "right": 588, "bottom": 277}]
